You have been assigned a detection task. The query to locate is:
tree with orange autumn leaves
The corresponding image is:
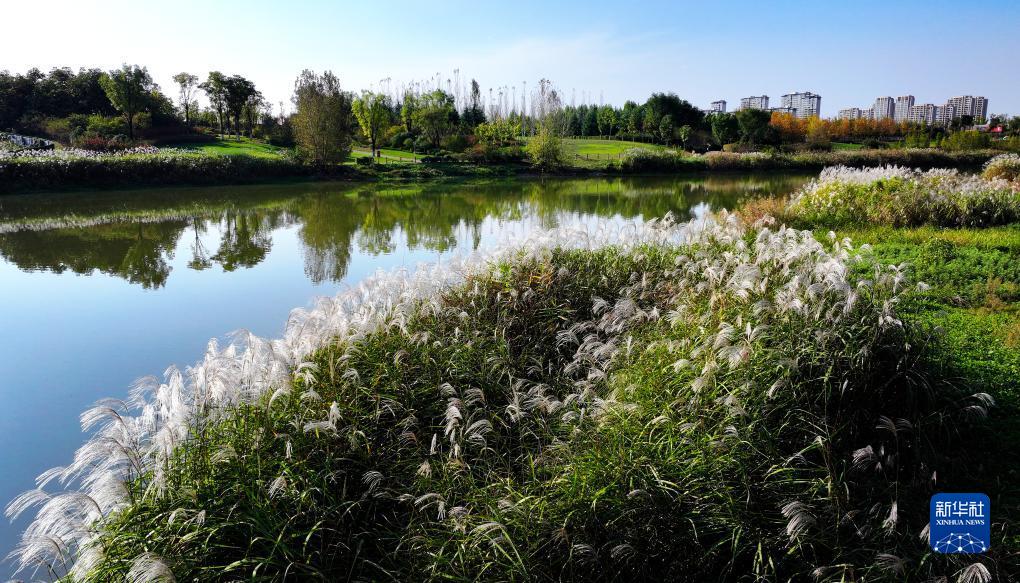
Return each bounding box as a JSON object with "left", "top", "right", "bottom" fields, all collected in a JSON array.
[{"left": 769, "top": 112, "right": 907, "bottom": 142}]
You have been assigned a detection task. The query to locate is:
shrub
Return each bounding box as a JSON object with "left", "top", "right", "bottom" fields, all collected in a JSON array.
[
  {"left": 620, "top": 148, "right": 704, "bottom": 172},
  {"left": 7, "top": 216, "right": 1002, "bottom": 581},
  {"left": 788, "top": 165, "right": 1020, "bottom": 227},
  {"left": 982, "top": 153, "right": 1020, "bottom": 182},
  {"left": 942, "top": 130, "right": 991, "bottom": 151},
  {"left": 526, "top": 125, "right": 564, "bottom": 169},
  {"left": 440, "top": 133, "right": 468, "bottom": 152}
]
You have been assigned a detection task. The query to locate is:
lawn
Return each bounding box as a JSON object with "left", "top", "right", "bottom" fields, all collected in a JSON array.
[
  {"left": 166, "top": 136, "right": 290, "bottom": 159},
  {"left": 831, "top": 141, "right": 865, "bottom": 150},
  {"left": 562, "top": 137, "right": 666, "bottom": 157},
  {"left": 352, "top": 147, "right": 420, "bottom": 161}
]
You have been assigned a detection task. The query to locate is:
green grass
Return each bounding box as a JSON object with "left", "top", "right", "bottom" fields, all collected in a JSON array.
[
  {"left": 354, "top": 146, "right": 418, "bottom": 161},
  {"left": 824, "top": 224, "right": 1020, "bottom": 561},
  {"left": 376, "top": 147, "right": 420, "bottom": 160},
  {"left": 561, "top": 137, "right": 665, "bottom": 157},
  {"left": 831, "top": 142, "right": 864, "bottom": 150},
  {"left": 166, "top": 136, "right": 290, "bottom": 159}
]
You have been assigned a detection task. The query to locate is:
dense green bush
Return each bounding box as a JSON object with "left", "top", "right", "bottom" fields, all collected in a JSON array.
[{"left": 9, "top": 218, "right": 1001, "bottom": 581}]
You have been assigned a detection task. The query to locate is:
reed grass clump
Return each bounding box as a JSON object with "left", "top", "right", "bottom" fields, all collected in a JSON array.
[
  {"left": 787, "top": 165, "right": 1020, "bottom": 227},
  {"left": 982, "top": 153, "right": 1020, "bottom": 183},
  {"left": 618, "top": 149, "right": 995, "bottom": 175},
  {"left": 7, "top": 216, "right": 999, "bottom": 581},
  {"left": 0, "top": 148, "right": 311, "bottom": 193}
]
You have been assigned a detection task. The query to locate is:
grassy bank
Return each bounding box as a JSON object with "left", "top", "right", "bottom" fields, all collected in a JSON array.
[
  {"left": 8, "top": 214, "right": 1010, "bottom": 581},
  {"left": 828, "top": 225, "right": 1020, "bottom": 569},
  {"left": 1, "top": 147, "right": 1002, "bottom": 195}
]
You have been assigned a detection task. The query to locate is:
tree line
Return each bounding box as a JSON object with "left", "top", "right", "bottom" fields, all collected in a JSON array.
[{"left": 4, "top": 64, "right": 1019, "bottom": 161}]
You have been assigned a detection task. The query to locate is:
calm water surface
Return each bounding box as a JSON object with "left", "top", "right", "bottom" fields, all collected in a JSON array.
[{"left": 0, "top": 173, "right": 809, "bottom": 573}]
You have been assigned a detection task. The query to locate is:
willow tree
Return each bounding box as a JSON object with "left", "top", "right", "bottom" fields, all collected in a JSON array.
[{"left": 291, "top": 70, "right": 353, "bottom": 165}]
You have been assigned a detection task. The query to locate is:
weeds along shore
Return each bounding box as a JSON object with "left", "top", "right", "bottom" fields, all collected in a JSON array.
[
  {"left": 7, "top": 211, "right": 1006, "bottom": 582},
  {"left": 0, "top": 147, "right": 1003, "bottom": 194}
]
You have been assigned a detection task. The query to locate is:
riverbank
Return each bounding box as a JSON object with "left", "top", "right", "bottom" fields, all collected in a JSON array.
[{"left": 0, "top": 147, "right": 1002, "bottom": 195}]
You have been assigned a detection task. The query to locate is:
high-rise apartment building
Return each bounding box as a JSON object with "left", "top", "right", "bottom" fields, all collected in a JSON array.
[
  {"left": 740, "top": 95, "right": 769, "bottom": 110},
  {"left": 945, "top": 96, "right": 989, "bottom": 121},
  {"left": 873, "top": 96, "right": 895, "bottom": 120},
  {"left": 710, "top": 100, "right": 727, "bottom": 113},
  {"left": 894, "top": 95, "right": 915, "bottom": 123},
  {"left": 935, "top": 104, "right": 956, "bottom": 126},
  {"left": 780, "top": 91, "right": 822, "bottom": 118},
  {"left": 838, "top": 107, "right": 868, "bottom": 120},
  {"left": 907, "top": 103, "right": 937, "bottom": 125}
]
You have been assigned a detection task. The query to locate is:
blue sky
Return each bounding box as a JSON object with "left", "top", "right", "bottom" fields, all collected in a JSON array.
[{"left": 5, "top": 0, "right": 1019, "bottom": 116}]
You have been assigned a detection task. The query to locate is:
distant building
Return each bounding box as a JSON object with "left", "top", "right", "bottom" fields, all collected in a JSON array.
[
  {"left": 946, "top": 95, "right": 989, "bottom": 121},
  {"left": 838, "top": 107, "right": 873, "bottom": 120},
  {"left": 770, "top": 106, "right": 797, "bottom": 115},
  {"left": 873, "top": 96, "right": 895, "bottom": 120},
  {"left": 740, "top": 95, "right": 769, "bottom": 110},
  {"left": 780, "top": 91, "right": 821, "bottom": 118},
  {"left": 907, "top": 103, "right": 937, "bottom": 125},
  {"left": 710, "top": 100, "right": 727, "bottom": 113},
  {"left": 935, "top": 104, "right": 956, "bottom": 126},
  {"left": 894, "top": 95, "right": 915, "bottom": 123},
  {"left": 838, "top": 107, "right": 861, "bottom": 120}
]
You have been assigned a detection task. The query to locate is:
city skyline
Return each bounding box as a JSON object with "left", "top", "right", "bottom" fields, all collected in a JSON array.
[
  {"left": 2, "top": 0, "right": 1018, "bottom": 117},
  {"left": 838, "top": 94, "right": 990, "bottom": 124}
]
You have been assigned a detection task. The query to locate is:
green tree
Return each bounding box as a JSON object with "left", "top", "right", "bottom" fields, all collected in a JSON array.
[
  {"left": 400, "top": 92, "right": 418, "bottom": 134},
  {"left": 223, "top": 75, "right": 258, "bottom": 140},
  {"left": 413, "top": 90, "right": 457, "bottom": 148},
  {"left": 735, "top": 109, "right": 772, "bottom": 145},
  {"left": 352, "top": 91, "right": 391, "bottom": 155},
  {"left": 677, "top": 124, "right": 692, "bottom": 151},
  {"left": 200, "top": 72, "right": 228, "bottom": 137},
  {"left": 172, "top": 72, "right": 198, "bottom": 127},
  {"left": 644, "top": 93, "right": 704, "bottom": 131},
  {"left": 291, "top": 70, "right": 353, "bottom": 165},
  {"left": 596, "top": 105, "right": 617, "bottom": 137},
  {"left": 626, "top": 102, "right": 644, "bottom": 134},
  {"left": 99, "top": 64, "right": 154, "bottom": 139},
  {"left": 475, "top": 118, "right": 521, "bottom": 146},
  {"left": 710, "top": 113, "right": 739, "bottom": 145},
  {"left": 658, "top": 114, "right": 674, "bottom": 145},
  {"left": 461, "top": 79, "right": 486, "bottom": 128}
]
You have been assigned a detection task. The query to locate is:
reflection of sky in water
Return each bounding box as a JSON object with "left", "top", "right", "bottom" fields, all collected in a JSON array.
[{"left": 0, "top": 175, "right": 810, "bottom": 574}]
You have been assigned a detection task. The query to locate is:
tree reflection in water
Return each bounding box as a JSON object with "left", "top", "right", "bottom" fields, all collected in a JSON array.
[{"left": 0, "top": 174, "right": 811, "bottom": 288}]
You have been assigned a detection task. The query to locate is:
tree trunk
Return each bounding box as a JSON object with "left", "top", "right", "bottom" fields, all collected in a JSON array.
[{"left": 127, "top": 110, "right": 134, "bottom": 140}]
